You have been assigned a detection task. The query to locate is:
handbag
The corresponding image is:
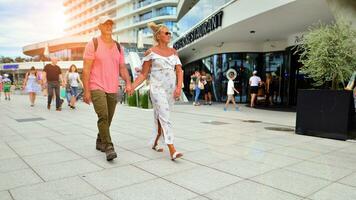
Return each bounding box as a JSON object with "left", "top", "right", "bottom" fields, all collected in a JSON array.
[
  {"left": 189, "top": 79, "right": 195, "bottom": 90},
  {"left": 198, "top": 81, "right": 204, "bottom": 90}
]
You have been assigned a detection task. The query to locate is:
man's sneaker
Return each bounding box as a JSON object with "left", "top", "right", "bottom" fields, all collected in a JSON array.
[
  {"left": 96, "top": 137, "right": 105, "bottom": 152},
  {"left": 47, "top": 104, "right": 51, "bottom": 110},
  {"left": 105, "top": 144, "right": 117, "bottom": 161},
  {"left": 56, "top": 107, "right": 62, "bottom": 111}
]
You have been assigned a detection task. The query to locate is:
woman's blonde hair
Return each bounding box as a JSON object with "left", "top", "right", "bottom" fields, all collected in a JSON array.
[{"left": 147, "top": 22, "right": 168, "bottom": 42}]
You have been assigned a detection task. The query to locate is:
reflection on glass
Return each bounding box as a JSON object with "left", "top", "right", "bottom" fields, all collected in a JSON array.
[
  {"left": 263, "top": 52, "right": 284, "bottom": 104},
  {"left": 177, "top": 0, "right": 232, "bottom": 36}
]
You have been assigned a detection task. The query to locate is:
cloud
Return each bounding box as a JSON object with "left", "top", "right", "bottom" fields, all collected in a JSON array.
[{"left": 0, "top": 0, "right": 65, "bottom": 57}]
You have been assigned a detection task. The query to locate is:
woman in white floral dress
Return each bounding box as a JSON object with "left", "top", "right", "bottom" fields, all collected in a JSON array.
[{"left": 132, "top": 22, "right": 183, "bottom": 161}]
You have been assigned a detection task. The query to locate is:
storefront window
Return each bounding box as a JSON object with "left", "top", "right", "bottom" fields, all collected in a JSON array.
[{"left": 263, "top": 52, "right": 284, "bottom": 104}]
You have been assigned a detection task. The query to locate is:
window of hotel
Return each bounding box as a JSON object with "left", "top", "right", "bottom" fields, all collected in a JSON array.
[
  {"left": 157, "top": 6, "right": 176, "bottom": 16},
  {"left": 164, "top": 21, "right": 176, "bottom": 30},
  {"left": 139, "top": 27, "right": 151, "bottom": 35},
  {"left": 139, "top": 11, "right": 152, "bottom": 22}
]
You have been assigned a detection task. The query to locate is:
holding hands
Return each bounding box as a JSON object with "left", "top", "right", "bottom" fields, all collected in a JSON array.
[{"left": 125, "top": 83, "right": 134, "bottom": 96}]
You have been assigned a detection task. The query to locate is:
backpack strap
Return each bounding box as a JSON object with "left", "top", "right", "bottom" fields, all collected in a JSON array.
[
  {"left": 115, "top": 41, "right": 121, "bottom": 53},
  {"left": 92, "top": 37, "right": 121, "bottom": 53},
  {"left": 93, "top": 38, "right": 98, "bottom": 52}
]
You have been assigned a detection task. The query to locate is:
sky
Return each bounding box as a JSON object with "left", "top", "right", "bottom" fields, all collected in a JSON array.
[{"left": 0, "top": 0, "right": 65, "bottom": 58}]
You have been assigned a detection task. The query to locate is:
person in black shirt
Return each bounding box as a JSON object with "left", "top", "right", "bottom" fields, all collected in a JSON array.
[{"left": 43, "top": 57, "right": 65, "bottom": 111}]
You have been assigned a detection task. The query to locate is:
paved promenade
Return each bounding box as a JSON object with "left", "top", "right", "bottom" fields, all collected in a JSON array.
[{"left": 1, "top": 94, "right": 356, "bottom": 200}]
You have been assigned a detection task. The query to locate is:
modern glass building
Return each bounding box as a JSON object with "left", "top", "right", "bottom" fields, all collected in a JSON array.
[
  {"left": 22, "top": 0, "right": 181, "bottom": 62},
  {"left": 174, "top": 0, "right": 355, "bottom": 106}
]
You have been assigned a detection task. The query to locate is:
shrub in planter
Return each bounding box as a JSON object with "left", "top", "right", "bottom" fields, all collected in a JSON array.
[
  {"left": 296, "top": 20, "right": 356, "bottom": 89},
  {"left": 295, "top": 19, "right": 356, "bottom": 140},
  {"left": 140, "top": 92, "right": 149, "bottom": 109},
  {"left": 127, "top": 92, "right": 137, "bottom": 107}
]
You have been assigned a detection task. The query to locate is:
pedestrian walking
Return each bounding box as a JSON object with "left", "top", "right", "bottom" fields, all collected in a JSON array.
[
  {"left": 82, "top": 15, "right": 132, "bottom": 161},
  {"left": 249, "top": 70, "right": 261, "bottom": 108},
  {"left": 42, "top": 57, "right": 65, "bottom": 111},
  {"left": 3, "top": 74, "right": 11, "bottom": 101},
  {"left": 65, "top": 64, "right": 83, "bottom": 109},
  {"left": 224, "top": 70, "right": 239, "bottom": 111},
  {"left": 131, "top": 21, "right": 184, "bottom": 161},
  {"left": 22, "top": 66, "right": 41, "bottom": 106}
]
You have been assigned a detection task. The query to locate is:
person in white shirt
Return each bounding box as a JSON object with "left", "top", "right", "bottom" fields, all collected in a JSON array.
[
  {"left": 224, "top": 71, "right": 239, "bottom": 111},
  {"left": 249, "top": 70, "right": 261, "bottom": 108},
  {"left": 65, "top": 64, "right": 83, "bottom": 109}
]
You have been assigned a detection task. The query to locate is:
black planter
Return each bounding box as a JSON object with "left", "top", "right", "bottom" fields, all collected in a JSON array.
[{"left": 296, "top": 89, "right": 356, "bottom": 140}]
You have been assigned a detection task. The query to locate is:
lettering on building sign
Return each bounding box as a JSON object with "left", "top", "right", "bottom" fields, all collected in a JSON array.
[{"left": 173, "top": 11, "right": 223, "bottom": 50}]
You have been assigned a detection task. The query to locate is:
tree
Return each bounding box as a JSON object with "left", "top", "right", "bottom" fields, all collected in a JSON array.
[
  {"left": 0, "top": 56, "right": 14, "bottom": 63},
  {"left": 297, "top": 19, "right": 356, "bottom": 90},
  {"left": 15, "top": 57, "right": 26, "bottom": 63}
]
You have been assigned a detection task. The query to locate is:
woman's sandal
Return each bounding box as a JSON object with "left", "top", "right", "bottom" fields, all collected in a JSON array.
[
  {"left": 152, "top": 145, "right": 164, "bottom": 152},
  {"left": 171, "top": 152, "right": 183, "bottom": 161}
]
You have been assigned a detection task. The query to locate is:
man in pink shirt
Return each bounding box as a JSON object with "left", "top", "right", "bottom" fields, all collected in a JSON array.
[{"left": 83, "top": 15, "right": 132, "bottom": 161}]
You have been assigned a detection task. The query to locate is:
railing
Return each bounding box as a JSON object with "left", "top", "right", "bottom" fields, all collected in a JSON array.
[{"left": 134, "top": 0, "right": 163, "bottom": 10}]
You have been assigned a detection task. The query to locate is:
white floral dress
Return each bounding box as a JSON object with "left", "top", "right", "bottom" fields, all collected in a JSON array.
[{"left": 142, "top": 51, "right": 182, "bottom": 145}]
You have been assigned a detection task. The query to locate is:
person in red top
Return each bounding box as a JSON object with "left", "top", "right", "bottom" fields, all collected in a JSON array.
[{"left": 83, "top": 15, "right": 132, "bottom": 161}]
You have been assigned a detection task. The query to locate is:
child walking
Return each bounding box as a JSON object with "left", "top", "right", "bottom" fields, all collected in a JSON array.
[{"left": 224, "top": 71, "right": 239, "bottom": 111}]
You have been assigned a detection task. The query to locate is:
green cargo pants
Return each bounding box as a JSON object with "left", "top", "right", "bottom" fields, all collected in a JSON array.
[{"left": 91, "top": 90, "right": 117, "bottom": 146}]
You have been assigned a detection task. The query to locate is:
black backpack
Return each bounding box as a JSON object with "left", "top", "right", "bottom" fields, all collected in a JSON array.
[{"left": 92, "top": 37, "right": 121, "bottom": 53}]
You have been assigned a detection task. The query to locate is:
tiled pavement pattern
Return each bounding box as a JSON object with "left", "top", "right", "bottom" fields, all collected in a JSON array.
[{"left": 1, "top": 95, "right": 356, "bottom": 200}]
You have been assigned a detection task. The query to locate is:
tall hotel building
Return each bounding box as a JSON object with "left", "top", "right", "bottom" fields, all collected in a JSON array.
[{"left": 22, "top": 0, "right": 185, "bottom": 61}]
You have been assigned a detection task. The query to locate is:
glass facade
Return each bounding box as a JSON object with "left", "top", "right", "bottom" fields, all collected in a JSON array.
[
  {"left": 182, "top": 51, "right": 299, "bottom": 104},
  {"left": 157, "top": 6, "right": 176, "bottom": 16},
  {"left": 176, "top": 0, "right": 232, "bottom": 36},
  {"left": 136, "top": 7, "right": 176, "bottom": 23},
  {"left": 134, "top": 0, "right": 162, "bottom": 9},
  {"left": 139, "top": 11, "right": 153, "bottom": 22}
]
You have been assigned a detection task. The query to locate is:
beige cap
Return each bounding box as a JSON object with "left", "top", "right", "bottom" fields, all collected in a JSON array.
[{"left": 98, "top": 15, "right": 114, "bottom": 25}]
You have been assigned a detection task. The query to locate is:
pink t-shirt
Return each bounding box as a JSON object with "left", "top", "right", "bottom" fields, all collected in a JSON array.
[{"left": 83, "top": 37, "right": 125, "bottom": 93}]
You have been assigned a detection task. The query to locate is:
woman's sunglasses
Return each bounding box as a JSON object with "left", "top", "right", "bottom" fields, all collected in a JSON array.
[{"left": 164, "top": 31, "right": 172, "bottom": 36}]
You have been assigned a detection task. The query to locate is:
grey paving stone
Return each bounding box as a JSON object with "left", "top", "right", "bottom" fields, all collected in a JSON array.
[
  {"left": 206, "top": 180, "right": 302, "bottom": 200},
  {"left": 106, "top": 178, "right": 198, "bottom": 200},
  {"left": 309, "top": 183, "right": 356, "bottom": 200},
  {"left": 338, "top": 172, "right": 356, "bottom": 187},
  {"left": 32, "top": 159, "right": 102, "bottom": 181},
  {"left": 82, "top": 165, "right": 156, "bottom": 192},
  {"left": 23, "top": 150, "right": 81, "bottom": 167},
  {"left": 0, "top": 191, "right": 13, "bottom": 200},
  {"left": 79, "top": 194, "right": 111, "bottom": 200},
  {"left": 183, "top": 149, "right": 233, "bottom": 165},
  {"left": 133, "top": 157, "right": 199, "bottom": 177},
  {"left": 252, "top": 169, "right": 331, "bottom": 197},
  {"left": 0, "top": 169, "right": 42, "bottom": 191},
  {"left": 210, "top": 158, "right": 278, "bottom": 178},
  {"left": 164, "top": 166, "right": 241, "bottom": 194},
  {"left": 88, "top": 150, "right": 149, "bottom": 168},
  {"left": 10, "top": 177, "right": 99, "bottom": 200},
  {"left": 0, "top": 157, "right": 28, "bottom": 173},
  {"left": 287, "top": 161, "right": 353, "bottom": 181}
]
